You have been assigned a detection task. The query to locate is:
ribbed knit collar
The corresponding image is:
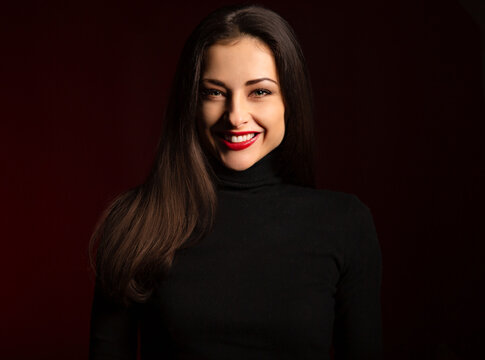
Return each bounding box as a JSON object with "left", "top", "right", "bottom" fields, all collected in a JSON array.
[{"left": 208, "top": 147, "right": 284, "bottom": 191}]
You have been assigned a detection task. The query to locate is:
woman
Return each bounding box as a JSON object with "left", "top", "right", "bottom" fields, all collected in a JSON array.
[{"left": 89, "top": 3, "right": 382, "bottom": 359}]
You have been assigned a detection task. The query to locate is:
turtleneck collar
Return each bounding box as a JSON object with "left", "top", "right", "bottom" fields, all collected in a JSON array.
[{"left": 208, "top": 147, "right": 284, "bottom": 191}]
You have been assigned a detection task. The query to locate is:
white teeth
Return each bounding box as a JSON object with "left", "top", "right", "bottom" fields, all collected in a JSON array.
[{"left": 224, "top": 133, "right": 256, "bottom": 143}]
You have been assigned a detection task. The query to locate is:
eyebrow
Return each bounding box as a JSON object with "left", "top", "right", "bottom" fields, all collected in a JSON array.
[{"left": 201, "top": 77, "right": 278, "bottom": 87}]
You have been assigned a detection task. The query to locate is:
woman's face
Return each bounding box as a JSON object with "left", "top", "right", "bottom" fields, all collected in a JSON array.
[{"left": 197, "top": 36, "right": 285, "bottom": 171}]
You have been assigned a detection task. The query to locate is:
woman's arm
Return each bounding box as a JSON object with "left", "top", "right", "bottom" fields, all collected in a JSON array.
[
  {"left": 333, "top": 196, "right": 383, "bottom": 359},
  {"left": 89, "top": 280, "right": 139, "bottom": 360}
]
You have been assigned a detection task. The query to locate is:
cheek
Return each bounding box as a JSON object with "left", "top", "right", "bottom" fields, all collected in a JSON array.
[
  {"left": 258, "top": 101, "right": 285, "bottom": 135},
  {"left": 200, "top": 102, "right": 223, "bottom": 128}
]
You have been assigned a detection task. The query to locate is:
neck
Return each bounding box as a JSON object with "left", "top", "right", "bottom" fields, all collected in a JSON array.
[{"left": 207, "top": 148, "right": 284, "bottom": 191}]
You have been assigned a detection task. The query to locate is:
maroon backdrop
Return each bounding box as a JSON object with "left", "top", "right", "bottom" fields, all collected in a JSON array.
[{"left": 2, "top": 0, "right": 484, "bottom": 359}]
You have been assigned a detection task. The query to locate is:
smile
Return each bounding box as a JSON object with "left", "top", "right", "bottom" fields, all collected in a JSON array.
[
  {"left": 217, "top": 132, "right": 261, "bottom": 151},
  {"left": 224, "top": 133, "right": 256, "bottom": 143}
]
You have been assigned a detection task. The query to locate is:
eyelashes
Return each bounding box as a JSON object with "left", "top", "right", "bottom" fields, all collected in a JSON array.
[
  {"left": 200, "top": 88, "right": 272, "bottom": 99},
  {"left": 253, "top": 89, "right": 272, "bottom": 97},
  {"left": 200, "top": 89, "right": 224, "bottom": 97}
]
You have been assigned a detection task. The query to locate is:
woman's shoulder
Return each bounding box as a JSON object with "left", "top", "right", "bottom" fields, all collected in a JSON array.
[
  {"left": 281, "top": 183, "right": 370, "bottom": 217},
  {"left": 277, "top": 184, "right": 378, "bottom": 240},
  {"left": 288, "top": 185, "right": 381, "bottom": 266}
]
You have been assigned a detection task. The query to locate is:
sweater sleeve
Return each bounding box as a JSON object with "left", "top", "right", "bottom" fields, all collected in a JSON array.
[
  {"left": 332, "top": 195, "right": 383, "bottom": 360},
  {"left": 89, "top": 279, "right": 139, "bottom": 360}
]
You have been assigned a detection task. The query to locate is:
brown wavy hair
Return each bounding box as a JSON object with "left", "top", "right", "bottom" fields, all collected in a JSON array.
[{"left": 89, "top": 3, "right": 316, "bottom": 306}]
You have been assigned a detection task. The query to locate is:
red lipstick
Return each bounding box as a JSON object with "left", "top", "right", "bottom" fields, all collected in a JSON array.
[{"left": 217, "top": 131, "right": 261, "bottom": 151}]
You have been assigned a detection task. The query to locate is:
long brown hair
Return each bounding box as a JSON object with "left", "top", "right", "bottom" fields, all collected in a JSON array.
[{"left": 89, "top": 3, "right": 316, "bottom": 306}]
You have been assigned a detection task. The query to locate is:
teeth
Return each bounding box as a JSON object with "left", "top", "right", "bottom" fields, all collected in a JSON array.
[{"left": 224, "top": 133, "right": 256, "bottom": 143}]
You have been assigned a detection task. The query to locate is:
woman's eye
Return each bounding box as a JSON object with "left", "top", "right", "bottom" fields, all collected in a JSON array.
[
  {"left": 209, "top": 89, "right": 223, "bottom": 96},
  {"left": 252, "top": 88, "right": 271, "bottom": 97},
  {"left": 202, "top": 88, "right": 224, "bottom": 97}
]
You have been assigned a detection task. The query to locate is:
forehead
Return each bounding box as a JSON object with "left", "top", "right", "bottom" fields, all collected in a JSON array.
[{"left": 202, "top": 37, "right": 278, "bottom": 83}]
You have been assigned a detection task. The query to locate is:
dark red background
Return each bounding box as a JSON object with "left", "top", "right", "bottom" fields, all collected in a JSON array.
[{"left": 2, "top": 0, "right": 484, "bottom": 359}]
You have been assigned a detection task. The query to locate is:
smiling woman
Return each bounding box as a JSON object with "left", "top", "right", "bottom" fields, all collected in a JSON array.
[
  {"left": 89, "top": 3, "right": 382, "bottom": 360},
  {"left": 197, "top": 36, "right": 285, "bottom": 170}
]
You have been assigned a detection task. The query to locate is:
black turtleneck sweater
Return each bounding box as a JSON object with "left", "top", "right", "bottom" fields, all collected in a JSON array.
[{"left": 89, "top": 149, "right": 383, "bottom": 360}]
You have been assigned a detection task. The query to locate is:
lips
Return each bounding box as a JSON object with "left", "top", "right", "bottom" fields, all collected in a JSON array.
[{"left": 216, "top": 131, "right": 261, "bottom": 151}]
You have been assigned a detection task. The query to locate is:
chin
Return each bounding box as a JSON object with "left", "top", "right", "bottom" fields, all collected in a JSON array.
[{"left": 219, "top": 152, "right": 260, "bottom": 171}]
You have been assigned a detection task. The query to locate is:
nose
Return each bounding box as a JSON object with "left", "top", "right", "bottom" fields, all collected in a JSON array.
[{"left": 226, "top": 92, "right": 249, "bottom": 128}]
